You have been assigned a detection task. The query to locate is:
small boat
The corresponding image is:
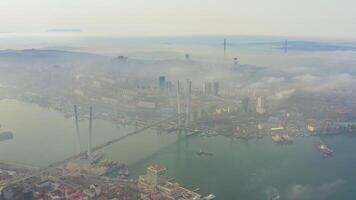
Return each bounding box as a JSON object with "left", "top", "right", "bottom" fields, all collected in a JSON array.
[
  {"left": 196, "top": 149, "right": 213, "bottom": 156},
  {"left": 204, "top": 194, "right": 216, "bottom": 200},
  {"left": 318, "top": 144, "right": 334, "bottom": 156}
]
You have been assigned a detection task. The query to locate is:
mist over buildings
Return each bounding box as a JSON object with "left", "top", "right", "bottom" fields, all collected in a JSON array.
[{"left": 1, "top": 36, "right": 356, "bottom": 104}]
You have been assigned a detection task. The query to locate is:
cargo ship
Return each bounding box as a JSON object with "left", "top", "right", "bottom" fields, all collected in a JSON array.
[
  {"left": 318, "top": 144, "right": 334, "bottom": 156},
  {"left": 272, "top": 135, "right": 293, "bottom": 144},
  {"left": 187, "top": 129, "right": 202, "bottom": 136},
  {"left": 165, "top": 127, "right": 178, "bottom": 133},
  {"left": 196, "top": 149, "right": 213, "bottom": 156},
  {"left": 0, "top": 131, "right": 13, "bottom": 142}
]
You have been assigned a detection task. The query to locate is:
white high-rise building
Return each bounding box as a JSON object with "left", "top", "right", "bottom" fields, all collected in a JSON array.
[
  {"left": 256, "top": 96, "right": 266, "bottom": 114},
  {"left": 138, "top": 165, "right": 167, "bottom": 191}
]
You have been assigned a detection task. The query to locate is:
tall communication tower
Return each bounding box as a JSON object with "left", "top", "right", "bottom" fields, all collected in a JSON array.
[
  {"left": 224, "top": 38, "right": 227, "bottom": 54},
  {"left": 234, "top": 57, "right": 238, "bottom": 65}
]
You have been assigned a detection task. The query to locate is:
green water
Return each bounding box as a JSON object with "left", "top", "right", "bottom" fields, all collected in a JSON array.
[{"left": 0, "top": 99, "right": 355, "bottom": 199}]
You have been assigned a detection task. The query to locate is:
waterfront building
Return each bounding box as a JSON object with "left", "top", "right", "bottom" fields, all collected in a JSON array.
[
  {"left": 138, "top": 165, "right": 203, "bottom": 200},
  {"left": 138, "top": 165, "right": 167, "bottom": 191}
]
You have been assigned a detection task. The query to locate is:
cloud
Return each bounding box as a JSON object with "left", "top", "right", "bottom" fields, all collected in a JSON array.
[
  {"left": 282, "top": 180, "right": 345, "bottom": 200},
  {"left": 244, "top": 72, "right": 354, "bottom": 100},
  {"left": 295, "top": 73, "right": 356, "bottom": 92},
  {"left": 264, "top": 186, "right": 280, "bottom": 200},
  {"left": 249, "top": 77, "right": 286, "bottom": 89},
  {"left": 293, "top": 74, "right": 320, "bottom": 83},
  {"left": 47, "top": 28, "right": 81, "bottom": 32},
  {"left": 318, "top": 179, "right": 345, "bottom": 192},
  {"left": 273, "top": 88, "right": 296, "bottom": 100},
  {"left": 289, "top": 184, "right": 308, "bottom": 199}
]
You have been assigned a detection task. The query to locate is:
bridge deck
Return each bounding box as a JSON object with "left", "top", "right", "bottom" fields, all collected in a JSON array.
[{"left": 2, "top": 115, "right": 177, "bottom": 186}]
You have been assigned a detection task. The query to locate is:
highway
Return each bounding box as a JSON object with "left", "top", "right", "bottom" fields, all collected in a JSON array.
[{"left": 1, "top": 115, "right": 177, "bottom": 187}]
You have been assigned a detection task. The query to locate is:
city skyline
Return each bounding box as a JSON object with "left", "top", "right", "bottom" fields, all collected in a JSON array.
[{"left": 0, "top": 1, "right": 356, "bottom": 199}]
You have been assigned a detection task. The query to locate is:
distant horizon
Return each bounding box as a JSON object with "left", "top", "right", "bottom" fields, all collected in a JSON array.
[
  {"left": 1, "top": 0, "right": 356, "bottom": 39},
  {"left": 1, "top": 32, "right": 356, "bottom": 43}
]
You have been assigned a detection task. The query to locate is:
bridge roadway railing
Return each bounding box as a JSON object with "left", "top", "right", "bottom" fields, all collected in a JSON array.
[{"left": 3, "top": 115, "right": 177, "bottom": 186}]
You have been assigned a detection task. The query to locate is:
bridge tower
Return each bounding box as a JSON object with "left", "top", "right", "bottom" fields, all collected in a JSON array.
[
  {"left": 73, "top": 105, "right": 82, "bottom": 173},
  {"left": 88, "top": 106, "right": 93, "bottom": 165},
  {"left": 73, "top": 105, "right": 82, "bottom": 154},
  {"left": 185, "top": 79, "right": 192, "bottom": 127}
]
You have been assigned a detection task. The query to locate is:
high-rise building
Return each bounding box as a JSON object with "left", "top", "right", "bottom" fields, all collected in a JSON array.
[
  {"left": 146, "top": 165, "right": 166, "bottom": 187},
  {"left": 204, "top": 81, "right": 219, "bottom": 96},
  {"left": 166, "top": 81, "right": 173, "bottom": 91},
  {"left": 256, "top": 96, "right": 266, "bottom": 114},
  {"left": 203, "top": 82, "right": 213, "bottom": 96},
  {"left": 213, "top": 82, "right": 220, "bottom": 96},
  {"left": 138, "top": 165, "right": 202, "bottom": 199},
  {"left": 241, "top": 97, "right": 249, "bottom": 113},
  {"left": 185, "top": 53, "right": 190, "bottom": 60},
  {"left": 138, "top": 165, "right": 167, "bottom": 191},
  {"left": 159, "top": 76, "right": 166, "bottom": 88}
]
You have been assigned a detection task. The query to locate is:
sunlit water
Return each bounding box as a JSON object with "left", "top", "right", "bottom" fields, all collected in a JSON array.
[{"left": 0, "top": 99, "right": 356, "bottom": 199}]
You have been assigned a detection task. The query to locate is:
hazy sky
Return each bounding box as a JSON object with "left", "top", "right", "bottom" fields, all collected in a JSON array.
[{"left": 0, "top": 0, "right": 355, "bottom": 38}]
